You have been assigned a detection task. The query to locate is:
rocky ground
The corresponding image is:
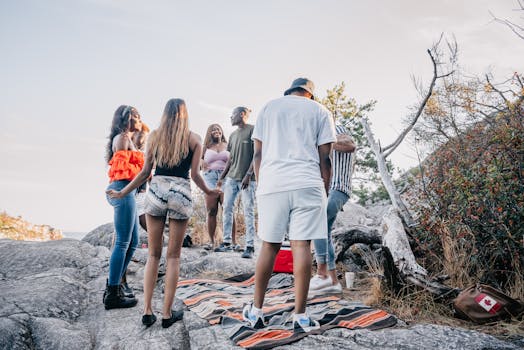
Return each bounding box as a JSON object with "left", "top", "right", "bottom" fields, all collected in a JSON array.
[{"left": 1, "top": 203, "right": 522, "bottom": 349}]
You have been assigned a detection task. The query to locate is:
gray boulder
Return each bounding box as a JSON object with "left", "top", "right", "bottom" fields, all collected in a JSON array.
[
  {"left": 276, "top": 324, "right": 520, "bottom": 349},
  {"left": 0, "top": 237, "right": 521, "bottom": 350},
  {"left": 82, "top": 222, "right": 151, "bottom": 250}
]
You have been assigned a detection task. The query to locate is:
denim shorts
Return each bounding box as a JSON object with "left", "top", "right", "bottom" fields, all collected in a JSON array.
[{"left": 202, "top": 169, "right": 222, "bottom": 189}]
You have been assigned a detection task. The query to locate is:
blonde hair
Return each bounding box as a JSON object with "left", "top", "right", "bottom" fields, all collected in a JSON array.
[{"left": 148, "top": 98, "right": 190, "bottom": 167}]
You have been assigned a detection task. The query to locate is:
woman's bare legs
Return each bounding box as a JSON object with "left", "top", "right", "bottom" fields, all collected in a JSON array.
[
  {"left": 142, "top": 214, "right": 165, "bottom": 315},
  {"left": 162, "top": 218, "right": 188, "bottom": 319},
  {"left": 205, "top": 192, "right": 220, "bottom": 246}
]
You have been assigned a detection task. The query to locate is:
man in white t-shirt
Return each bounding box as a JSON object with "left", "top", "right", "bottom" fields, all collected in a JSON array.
[{"left": 242, "top": 78, "right": 336, "bottom": 332}]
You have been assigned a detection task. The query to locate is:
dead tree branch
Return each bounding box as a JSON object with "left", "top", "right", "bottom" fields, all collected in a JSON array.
[
  {"left": 382, "top": 48, "right": 453, "bottom": 159},
  {"left": 489, "top": 2, "right": 524, "bottom": 40}
]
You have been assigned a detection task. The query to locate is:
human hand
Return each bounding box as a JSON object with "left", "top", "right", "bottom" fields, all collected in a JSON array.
[
  {"left": 208, "top": 188, "right": 222, "bottom": 197},
  {"left": 241, "top": 175, "right": 250, "bottom": 190},
  {"left": 216, "top": 179, "right": 223, "bottom": 188},
  {"left": 106, "top": 189, "right": 124, "bottom": 199}
]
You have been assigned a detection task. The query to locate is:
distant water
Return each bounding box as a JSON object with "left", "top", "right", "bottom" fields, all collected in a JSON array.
[{"left": 62, "top": 231, "right": 86, "bottom": 240}]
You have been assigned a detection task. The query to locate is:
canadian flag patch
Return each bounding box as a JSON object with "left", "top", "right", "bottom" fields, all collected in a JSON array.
[{"left": 475, "top": 293, "right": 502, "bottom": 314}]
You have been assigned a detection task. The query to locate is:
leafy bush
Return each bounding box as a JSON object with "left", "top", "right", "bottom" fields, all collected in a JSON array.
[{"left": 411, "top": 74, "right": 524, "bottom": 297}]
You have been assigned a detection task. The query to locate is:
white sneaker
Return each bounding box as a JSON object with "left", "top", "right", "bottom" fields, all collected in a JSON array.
[
  {"left": 293, "top": 315, "right": 320, "bottom": 333},
  {"left": 320, "top": 282, "right": 343, "bottom": 294},
  {"left": 309, "top": 274, "right": 333, "bottom": 291},
  {"left": 242, "top": 303, "right": 265, "bottom": 329}
]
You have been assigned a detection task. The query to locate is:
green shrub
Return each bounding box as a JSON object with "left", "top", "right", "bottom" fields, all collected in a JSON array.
[{"left": 414, "top": 105, "right": 523, "bottom": 295}]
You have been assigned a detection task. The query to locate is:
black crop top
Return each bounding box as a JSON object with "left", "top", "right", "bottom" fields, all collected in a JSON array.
[{"left": 155, "top": 150, "right": 193, "bottom": 179}]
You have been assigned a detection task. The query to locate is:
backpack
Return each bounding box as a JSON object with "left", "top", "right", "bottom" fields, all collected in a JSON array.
[{"left": 453, "top": 283, "right": 524, "bottom": 324}]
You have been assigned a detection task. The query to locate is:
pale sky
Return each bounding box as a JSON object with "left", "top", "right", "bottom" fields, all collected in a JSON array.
[{"left": 1, "top": 0, "right": 523, "bottom": 232}]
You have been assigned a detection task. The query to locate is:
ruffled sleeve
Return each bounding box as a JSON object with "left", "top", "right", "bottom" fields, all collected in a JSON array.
[{"left": 108, "top": 150, "right": 144, "bottom": 182}]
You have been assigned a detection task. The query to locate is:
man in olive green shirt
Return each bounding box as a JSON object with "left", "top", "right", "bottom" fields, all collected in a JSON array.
[{"left": 215, "top": 106, "right": 256, "bottom": 258}]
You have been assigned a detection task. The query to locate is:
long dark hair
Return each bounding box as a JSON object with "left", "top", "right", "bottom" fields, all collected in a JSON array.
[
  {"left": 203, "top": 123, "right": 227, "bottom": 150},
  {"left": 105, "top": 105, "right": 133, "bottom": 163}
]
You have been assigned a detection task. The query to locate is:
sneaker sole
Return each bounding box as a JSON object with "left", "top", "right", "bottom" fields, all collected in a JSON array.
[
  {"left": 104, "top": 300, "right": 138, "bottom": 310},
  {"left": 293, "top": 322, "right": 320, "bottom": 333},
  {"left": 307, "top": 287, "right": 342, "bottom": 298}
]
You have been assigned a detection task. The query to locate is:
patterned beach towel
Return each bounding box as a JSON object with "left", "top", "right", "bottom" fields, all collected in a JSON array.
[{"left": 177, "top": 273, "right": 397, "bottom": 349}]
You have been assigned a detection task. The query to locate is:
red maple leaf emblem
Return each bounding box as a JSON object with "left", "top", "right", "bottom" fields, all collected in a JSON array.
[{"left": 484, "top": 299, "right": 492, "bottom": 306}]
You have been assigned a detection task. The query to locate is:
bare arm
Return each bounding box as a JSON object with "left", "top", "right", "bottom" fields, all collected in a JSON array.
[
  {"left": 216, "top": 157, "right": 231, "bottom": 188},
  {"left": 190, "top": 134, "right": 211, "bottom": 194},
  {"left": 333, "top": 134, "right": 356, "bottom": 153},
  {"left": 113, "top": 133, "right": 136, "bottom": 152},
  {"left": 241, "top": 160, "right": 255, "bottom": 190},
  {"left": 200, "top": 157, "right": 207, "bottom": 172},
  {"left": 190, "top": 133, "right": 221, "bottom": 196},
  {"left": 318, "top": 143, "right": 333, "bottom": 195},
  {"left": 253, "top": 139, "right": 262, "bottom": 182}
]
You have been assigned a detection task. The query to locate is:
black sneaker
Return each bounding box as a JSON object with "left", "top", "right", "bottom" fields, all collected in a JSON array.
[
  {"left": 162, "top": 310, "right": 184, "bottom": 328},
  {"left": 241, "top": 246, "right": 254, "bottom": 259},
  {"left": 182, "top": 235, "right": 193, "bottom": 248},
  {"left": 214, "top": 242, "right": 232, "bottom": 252},
  {"left": 120, "top": 282, "right": 134, "bottom": 298}
]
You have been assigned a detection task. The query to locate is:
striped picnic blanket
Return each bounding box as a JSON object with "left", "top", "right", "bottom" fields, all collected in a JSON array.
[{"left": 177, "top": 273, "right": 397, "bottom": 349}]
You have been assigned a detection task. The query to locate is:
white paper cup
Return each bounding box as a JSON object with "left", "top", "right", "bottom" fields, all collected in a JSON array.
[{"left": 345, "top": 272, "right": 355, "bottom": 289}]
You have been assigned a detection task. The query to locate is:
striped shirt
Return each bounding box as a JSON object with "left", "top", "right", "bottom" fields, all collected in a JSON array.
[{"left": 330, "top": 124, "right": 355, "bottom": 196}]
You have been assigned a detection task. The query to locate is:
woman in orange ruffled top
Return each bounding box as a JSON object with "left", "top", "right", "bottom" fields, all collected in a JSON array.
[
  {"left": 103, "top": 105, "right": 144, "bottom": 310},
  {"left": 107, "top": 98, "right": 222, "bottom": 328}
]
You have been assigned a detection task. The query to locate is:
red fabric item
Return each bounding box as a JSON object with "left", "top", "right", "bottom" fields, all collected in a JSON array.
[
  {"left": 273, "top": 246, "right": 293, "bottom": 273},
  {"left": 108, "top": 150, "right": 144, "bottom": 182}
]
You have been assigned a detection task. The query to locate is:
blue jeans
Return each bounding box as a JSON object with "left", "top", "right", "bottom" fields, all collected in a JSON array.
[
  {"left": 222, "top": 178, "right": 256, "bottom": 247},
  {"left": 202, "top": 169, "right": 222, "bottom": 189},
  {"left": 106, "top": 180, "right": 139, "bottom": 286},
  {"left": 313, "top": 190, "right": 349, "bottom": 271}
]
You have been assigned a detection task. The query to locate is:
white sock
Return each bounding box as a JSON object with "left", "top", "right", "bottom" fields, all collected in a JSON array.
[
  {"left": 251, "top": 305, "right": 263, "bottom": 317},
  {"left": 293, "top": 312, "right": 307, "bottom": 323}
]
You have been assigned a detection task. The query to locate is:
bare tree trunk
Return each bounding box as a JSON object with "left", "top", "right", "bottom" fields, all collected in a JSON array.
[
  {"left": 381, "top": 207, "right": 427, "bottom": 276},
  {"left": 361, "top": 117, "right": 416, "bottom": 227}
]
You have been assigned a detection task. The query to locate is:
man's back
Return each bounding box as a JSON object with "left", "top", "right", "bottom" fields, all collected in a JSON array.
[
  {"left": 330, "top": 124, "right": 355, "bottom": 196},
  {"left": 252, "top": 95, "right": 335, "bottom": 195}
]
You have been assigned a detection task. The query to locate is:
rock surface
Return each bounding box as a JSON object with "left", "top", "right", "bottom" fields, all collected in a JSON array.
[
  {"left": 82, "top": 222, "right": 152, "bottom": 250},
  {"left": 1, "top": 212, "right": 522, "bottom": 349}
]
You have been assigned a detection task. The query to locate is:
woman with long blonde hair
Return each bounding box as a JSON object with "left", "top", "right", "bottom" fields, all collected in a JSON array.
[{"left": 107, "top": 98, "right": 221, "bottom": 328}]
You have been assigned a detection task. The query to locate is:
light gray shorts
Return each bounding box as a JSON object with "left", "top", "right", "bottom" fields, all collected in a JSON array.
[
  {"left": 257, "top": 186, "right": 328, "bottom": 243},
  {"left": 144, "top": 175, "right": 193, "bottom": 220},
  {"left": 135, "top": 191, "right": 146, "bottom": 216}
]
